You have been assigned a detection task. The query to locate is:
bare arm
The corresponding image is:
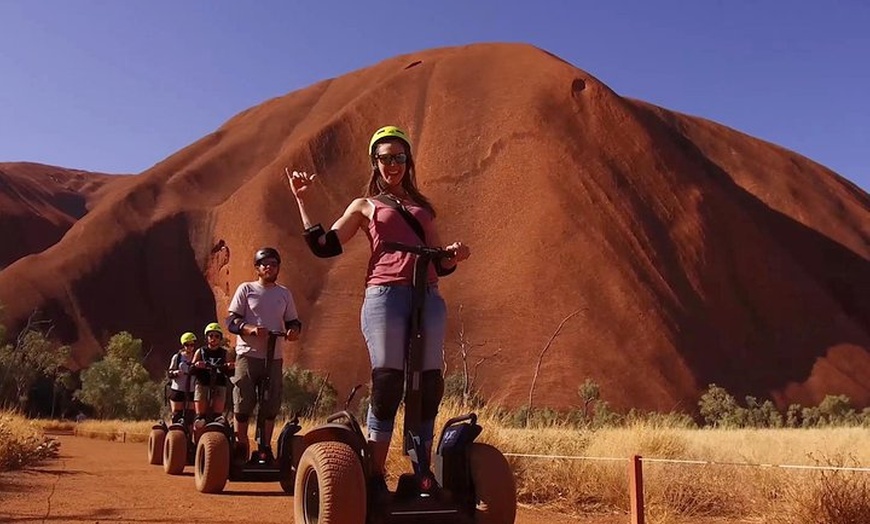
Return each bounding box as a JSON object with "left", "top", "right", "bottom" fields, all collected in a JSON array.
[
  {"left": 329, "top": 198, "right": 370, "bottom": 244},
  {"left": 286, "top": 168, "right": 370, "bottom": 246}
]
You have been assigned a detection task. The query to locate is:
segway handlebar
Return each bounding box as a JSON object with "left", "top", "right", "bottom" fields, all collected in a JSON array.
[
  {"left": 441, "top": 413, "right": 478, "bottom": 428},
  {"left": 383, "top": 241, "right": 455, "bottom": 260}
]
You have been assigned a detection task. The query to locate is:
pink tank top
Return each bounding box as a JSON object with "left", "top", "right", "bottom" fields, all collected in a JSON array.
[{"left": 365, "top": 198, "right": 438, "bottom": 286}]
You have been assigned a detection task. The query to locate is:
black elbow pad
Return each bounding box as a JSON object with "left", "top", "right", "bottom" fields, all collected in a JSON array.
[
  {"left": 226, "top": 313, "right": 245, "bottom": 335},
  {"left": 285, "top": 319, "right": 302, "bottom": 332},
  {"left": 303, "top": 224, "right": 343, "bottom": 258}
]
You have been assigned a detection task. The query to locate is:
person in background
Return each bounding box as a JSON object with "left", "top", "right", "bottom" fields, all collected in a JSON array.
[{"left": 225, "top": 247, "right": 302, "bottom": 463}]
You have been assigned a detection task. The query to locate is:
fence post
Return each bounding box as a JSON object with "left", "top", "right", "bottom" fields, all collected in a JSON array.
[{"left": 629, "top": 455, "right": 645, "bottom": 524}]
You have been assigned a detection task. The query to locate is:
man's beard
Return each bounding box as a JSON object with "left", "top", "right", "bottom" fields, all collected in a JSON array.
[{"left": 262, "top": 273, "right": 278, "bottom": 283}]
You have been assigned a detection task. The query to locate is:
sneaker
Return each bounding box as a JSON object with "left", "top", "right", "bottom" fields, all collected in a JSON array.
[
  {"left": 233, "top": 441, "right": 249, "bottom": 463},
  {"left": 261, "top": 446, "right": 276, "bottom": 465}
]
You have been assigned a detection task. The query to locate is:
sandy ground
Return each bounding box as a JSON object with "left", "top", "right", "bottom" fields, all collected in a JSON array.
[{"left": 0, "top": 434, "right": 625, "bottom": 524}]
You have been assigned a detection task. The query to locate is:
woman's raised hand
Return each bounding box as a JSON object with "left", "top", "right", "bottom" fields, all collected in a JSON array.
[{"left": 285, "top": 167, "right": 317, "bottom": 199}]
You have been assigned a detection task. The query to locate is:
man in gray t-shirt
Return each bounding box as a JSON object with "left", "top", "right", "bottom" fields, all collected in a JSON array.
[{"left": 225, "top": 247, "right": 301, "bottom": 464}]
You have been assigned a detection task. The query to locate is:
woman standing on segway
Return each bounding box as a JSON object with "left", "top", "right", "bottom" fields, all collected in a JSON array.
[
  {"left": 285, "top": 125, "right": 471, "bottom": 493},
  {"left": 167, "top": 332, "right": 196, "bottom": 423},
  {"left": 191, "top": 323, "right": 234, "bottom": 432}
]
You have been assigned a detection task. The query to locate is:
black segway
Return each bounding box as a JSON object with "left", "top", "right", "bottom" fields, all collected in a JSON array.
[
  {"left": 147, "top": 384, "right": 170, "bottom": 466},
  {"left": 148, "top": 362, "right": 195, "bottom": 467},
  {"left": 163, "top": 368, "right": 197, "bottom": 475},
  {"left": 194, "top": 331, "right": 303, "bottom": 494},
  {"left": 292, "top": 242, "right": 517, "bottom": 524}
]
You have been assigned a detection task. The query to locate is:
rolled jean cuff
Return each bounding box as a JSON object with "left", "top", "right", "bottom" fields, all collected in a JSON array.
[
  {"left": 368, "top": 429, "right": 393, "bottom": 443},
  {"left": 367, "top": 420, "right": 436, "bottom": 444}
]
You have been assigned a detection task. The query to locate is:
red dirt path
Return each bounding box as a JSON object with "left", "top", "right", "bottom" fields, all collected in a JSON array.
[{"left": 0, "top": 435, "right": 622, "bottom": 524}]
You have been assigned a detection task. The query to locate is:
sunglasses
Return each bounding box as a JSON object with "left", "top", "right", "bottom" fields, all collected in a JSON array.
[
  {"left": 206, "top": 333, "right": 222, "bottom": 339},
  {"left": 183, "top": 343, "right": 195, "bottom": 348},
  {"left": 258, "top": 260, "right": 280, "bottom": 268},
  {"left": 375, "top": 153, "right": 407, "bottom": 165}
]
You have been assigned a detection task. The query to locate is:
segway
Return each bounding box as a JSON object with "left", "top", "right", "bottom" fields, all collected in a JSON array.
[
  {"left": 194, "top": 331, "right": 303, "bottom": 494},
  {"left": 293, "top": 242, "right": 517, "bottom": 524},
  {"left": 163, "top": 369, "right": 197, "bottom": 475},
  {"left": 148, "top": 362, "right": 195, "bottom": 466},
  {"left": 148, "top": 391, "right": 168, "bottom": 466}
]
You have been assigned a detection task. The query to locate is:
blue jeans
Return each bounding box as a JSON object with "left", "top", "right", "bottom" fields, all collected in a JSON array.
[{"left": 361, "top": 284, "right": 447, "bottom": 442}]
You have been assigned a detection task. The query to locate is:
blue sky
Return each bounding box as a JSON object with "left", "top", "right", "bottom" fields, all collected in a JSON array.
[{"left": 1, "top": 1, "right": 868, "bottom": 191}]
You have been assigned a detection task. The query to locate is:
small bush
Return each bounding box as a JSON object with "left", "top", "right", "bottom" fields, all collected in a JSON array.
[
  {"left": 771, "top": 453, "right": 870, "bottom": 524},
  {"left": 0, "top": 411, "right": 60, "bottom": 471}
]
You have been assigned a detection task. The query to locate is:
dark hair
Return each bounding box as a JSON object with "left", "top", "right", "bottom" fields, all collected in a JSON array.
[{"left": 364, "top": 138, "right": 436, "bottom": 217}]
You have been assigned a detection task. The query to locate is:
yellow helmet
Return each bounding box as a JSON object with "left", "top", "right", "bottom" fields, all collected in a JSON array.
[
  {"left": 369, "top": 125, "right": 412, "bottom": 156},
  {"left": 204, "top": 322, "right": 223, "bottom": 336},
  {"left": 180, "top": 332, "right": 197, "bottom": 345}
]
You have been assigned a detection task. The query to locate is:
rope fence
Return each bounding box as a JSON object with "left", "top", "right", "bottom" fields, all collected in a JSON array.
[
  {"left": 502, "top": 451, "right": 870, "bottom": 473},
  {"left": 502, "top": 451, "right": 869, "bottom": 524}
]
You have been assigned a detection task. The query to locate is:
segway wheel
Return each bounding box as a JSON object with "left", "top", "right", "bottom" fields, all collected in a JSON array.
[
  {"left": 163, "top": 430, "right": 187, "bottom": 475},
  {"left": 147, "top": 428, "right": 165, "bottom": 465},
  {"left": 194, "top": 431, "right": 230, "bottom": 493},
  {"left": 469, "top": 443, "right": 517, "bottom": 524},
  {"left": 294, "top": 442, "right": 365, "bottom": 524}
]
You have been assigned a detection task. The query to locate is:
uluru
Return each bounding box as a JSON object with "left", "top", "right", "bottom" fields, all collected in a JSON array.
[
  {"left": 0, "top": 43, "right": 867, "bottom": 413},
  {"left": 0, "top": 162, "right": 127, "bottom": 269}
]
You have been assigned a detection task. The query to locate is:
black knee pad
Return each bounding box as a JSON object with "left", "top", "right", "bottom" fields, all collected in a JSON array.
[
  {"left": 371, "top": 368, "right": 404, "bottom": 421},
  {"left": 235, "top": 413, "right": 250, "bottom": 424},
  {"left": 171, "top": 410, "right": 183, "bottom": 424},
  {"left": 421, "top": 370, "right": 445, "bottom": 420}
]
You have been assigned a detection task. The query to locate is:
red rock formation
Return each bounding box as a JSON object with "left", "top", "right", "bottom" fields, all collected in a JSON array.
[
  {"left": 0, "top": 162, "right": 126, "bottom": 268},
  {"left": 0, "top": 43, "right": 866, "bottom": 411}
]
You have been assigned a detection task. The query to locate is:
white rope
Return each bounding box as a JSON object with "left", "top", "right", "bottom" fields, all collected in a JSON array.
[
  {"left": 503, "top": 452, "right": 626, "bottom": 462},
  {"left": 502, "top": 452, "right": 870, "bottom": 472},
  {"left": 641, "top": 457, "right": 870, "bottom": 473}
]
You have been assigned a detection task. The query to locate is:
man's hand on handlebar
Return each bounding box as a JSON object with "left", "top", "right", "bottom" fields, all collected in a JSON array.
[{"left": 243, "top": 324, "right": 268, "bottom": 337}]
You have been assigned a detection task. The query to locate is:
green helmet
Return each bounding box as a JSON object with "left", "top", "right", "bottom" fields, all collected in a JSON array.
[
  {"left": 369, "top": 125, "right": 412, "bottom": 156},
  {"left": 180, "top": 332, "right": 197, "bottom": 345},
  {"left": 204, "top": 322, "right": 223, "bottom": 336}
]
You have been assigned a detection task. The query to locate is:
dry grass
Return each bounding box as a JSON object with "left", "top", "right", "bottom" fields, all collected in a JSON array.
[
  {"left": 0, "top": 410, "right": 60, "bottom": 472},
  {"left": 437, "top": 402, "right": 870, "bottom": 523},
  {"left": 26, "top": 403, "right": 870, "bottom": 523}
]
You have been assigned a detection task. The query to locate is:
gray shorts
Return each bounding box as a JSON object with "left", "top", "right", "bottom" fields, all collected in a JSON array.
[
  {"left": 232, "top": 354, "right": 282, "bottom": 418},
  {"left": 194, "top": 383, "right": 227, "bottom": 405}
]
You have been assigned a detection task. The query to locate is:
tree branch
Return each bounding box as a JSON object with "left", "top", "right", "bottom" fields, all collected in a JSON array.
[{"left": 527, "top": 308, "right": 584, "bottom": 426}]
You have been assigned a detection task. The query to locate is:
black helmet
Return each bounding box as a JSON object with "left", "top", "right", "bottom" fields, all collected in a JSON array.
[{"left": 254, "top": 247, "right": 281, "bottom": 266}]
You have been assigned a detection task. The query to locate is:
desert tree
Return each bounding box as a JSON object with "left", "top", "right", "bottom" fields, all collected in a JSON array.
[
  {"left": 445, "top": 304, "right": 501, "bottom": 409},
  {"left": 0, "top": 309, "right": 71, "bottom": 412},
  {"left": 578, "top": 377, "right": 601, "bottom": 421},
  {"left": 526, "top": 307, "right": 584, "bottom": 427},
  {"left": 76, "top": 332, "right": 162, "bottom": 419}
]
